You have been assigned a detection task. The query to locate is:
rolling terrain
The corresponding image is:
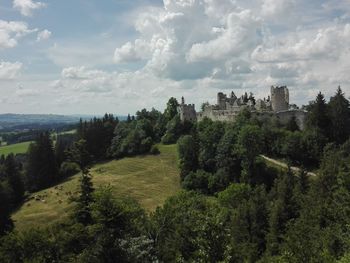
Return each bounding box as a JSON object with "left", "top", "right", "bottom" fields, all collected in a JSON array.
[{"left": 12, "top": 144, "right": 180, "bottom": 231}]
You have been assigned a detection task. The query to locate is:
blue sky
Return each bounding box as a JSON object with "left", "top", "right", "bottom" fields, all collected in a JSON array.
[{"left": 0, "top": 0, "right": 349, "bottom": 115}]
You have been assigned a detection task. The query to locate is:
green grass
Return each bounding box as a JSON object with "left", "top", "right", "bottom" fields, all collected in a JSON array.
[
  {"left": 0, "top": 141, "right": 31, "bottom": 156},
  {"left": 12, "top": 144, "right": 180, "bottom": 231}
]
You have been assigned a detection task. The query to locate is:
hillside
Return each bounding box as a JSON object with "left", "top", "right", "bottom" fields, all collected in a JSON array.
[{"left": 12, "top": 144, "right": 180, "bottom": 231}]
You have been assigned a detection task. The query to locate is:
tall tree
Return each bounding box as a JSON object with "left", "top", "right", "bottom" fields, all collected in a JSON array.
[
  {"left": 328, "top": 87, "right": 350, "bottom": 144},
  {"left": 71, "top": 140, "right": 94, "bottom": 225},
  {"left": 164, "top": 97, "right": 179, "bottom": 122},
  {"left": 237, "top": 125, "right": 263, "bottom": 183},
  {"left": 4, "top": 154, "right": 24, "bottom": 205},
  {"left": 0, "top": 183, "right": 13, "bottom": 236},
  {"left": 25, "top": 132, "right": 57, "bottom": 191},
  {"left": 307, "top": 92, "right": 330, "bottom": 137},
  {"left": 177, "top": 135, "right": 198, "bottom": 179}
]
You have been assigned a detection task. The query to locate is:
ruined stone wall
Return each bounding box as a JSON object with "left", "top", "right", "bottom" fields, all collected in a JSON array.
[
  {"left": 275, "top": 110, "right": 307, "bottom": 130},
  {"left": 196, "top": 106, "right": 245, "bottom": 122}
]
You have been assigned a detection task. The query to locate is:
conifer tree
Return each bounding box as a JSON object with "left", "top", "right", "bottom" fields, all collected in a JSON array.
[
  {"left": 328, "top": 87, "right": 350, "bottom": 144},
  {"left": 70, "top": 139, "right": 94, "bottom": 225},
  {"left": 0, "top": 183, "right": 13, "bottom": 236},
  {"left": 4, "top": 154, "right": 24, "bottom": 205},
  {"left": 307, "top": 92, "right": 330, "bottom": 137},
  {"left": 25, "top": 132, "right": 57, "bottom": 191}
]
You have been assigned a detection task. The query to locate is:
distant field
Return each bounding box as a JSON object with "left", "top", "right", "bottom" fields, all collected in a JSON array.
[
  {"left": 0, "top": 141, "right": 31, "bottom": 156},
  {"left": 12, "top": 144, "right": 180, "bottom": 231}
]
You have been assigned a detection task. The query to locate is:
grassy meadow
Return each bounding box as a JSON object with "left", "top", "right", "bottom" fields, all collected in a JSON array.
[
  {"left": 12, "top": 144, "right": 180, "bottom": 231},
  {"left": 0, "top": 141, "right": 32, "bottom": 156}
]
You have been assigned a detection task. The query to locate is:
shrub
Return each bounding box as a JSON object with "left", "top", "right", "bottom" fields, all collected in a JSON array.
[
  {"left": 150, "top": 145, "right": 160, "bottom": 155},
  {"left": 59, "top": 162, "right": 80, "bottom": 178}
]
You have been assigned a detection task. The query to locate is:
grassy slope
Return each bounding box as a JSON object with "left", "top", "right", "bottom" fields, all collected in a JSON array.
[
  {"left": 0, "top": 141, "right": 31, "bottom": 156},
  {"left": 12, "top": 144, "right": 180, "bottom": 231}
]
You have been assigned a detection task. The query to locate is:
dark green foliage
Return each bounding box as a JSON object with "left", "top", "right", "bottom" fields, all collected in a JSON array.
[
  {"left": 177, "top": 135, "right": 198, "bottom": 179},
  {"left": 55, "top": 134, "right": 76, "bottom": 168},
  {"left": 70, "top": 139, "right": 94, "bottom": 225},
  {"left": 216, "top": 125, "right": 241, "bottom": 180},
  {"left": 25, "top": 132, "right": 58, "bottom": 191},
  {"left": 109, "top": 109, "right": 165, "bottom": 158},
  {"left": 0, "top": 183, "right": 13, "bottom": 236},
  {"left": 286, "top": 115, "right": 299, "bottom": 132},
  {"left": 78, "top": 114, "right": 119, "bottom": 160},
  {"left": 161, "top": 115, "right": 183, "bottom": 144},
  {"left": 59, "top": 161, "right": 80, "bottom": 178},
  {"left": 150, "top": 191, "right": 225, "bottom": 262},
  {"left": 150, "top": 145, "right": 160, "bottom": 155},
  {"left": 164, "top": 97, "right": 179, "bottom": 122},
  {"left": 306, "top": 92, "right": 330, "bottom": 137},
  {"left": 328, "top": 87, "right": 350, "bottom": 144},
  {"left": 197, "top": 118, "right": 225, "bottom": 172},
  {"left": 222, "top": 185, "right": 269, "bottom": 262},
  {"left": 3, "top": 154, "right": 24, "bottom": 205},
  {"left": 182, "top": 170, "right": 211, "bottom": 194}
]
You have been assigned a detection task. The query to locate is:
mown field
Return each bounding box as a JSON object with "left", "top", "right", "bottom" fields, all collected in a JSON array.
[
  {"left": 0, "top": 141, "right": 32, "bottom": 156},
  {"left": 12, "top": 144, "right": 180, "bottom": 231}
]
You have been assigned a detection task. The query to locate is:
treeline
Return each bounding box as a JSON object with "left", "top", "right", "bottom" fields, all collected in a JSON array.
[{"left": 0, "top": 123, "right": 76, "bottom": 145}]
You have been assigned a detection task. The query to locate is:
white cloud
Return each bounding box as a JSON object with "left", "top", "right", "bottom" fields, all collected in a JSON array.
[
  {"left": 37, "top": 29, "right": 51, "bottom": 42},
  {"left": 0, "top": 61, "right": 23, "bottom": 79},
  {"left": 252, "top": 24, "right": 350, "bottom": 62},
  {"left": 13, "top": 0, "right": 46, "bottom": 17},
  {"left": 0, "top": 20, "right": 35, "bottom": 49},
  {"left": 187, "top": 10, "right": 261, "bottom": 62}
]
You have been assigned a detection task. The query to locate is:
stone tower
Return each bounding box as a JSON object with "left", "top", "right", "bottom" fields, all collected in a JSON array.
[
  {"left": 178, "top": 97, "right": 197, "bottom": 122},
  {"left": 271, "top": 86, "right": 289, "bottom": 112},
  {"left": 217, "top": 92, "right": 227, "bottom": 110}
]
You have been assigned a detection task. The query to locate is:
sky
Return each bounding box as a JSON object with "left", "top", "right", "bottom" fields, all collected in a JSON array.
[{"left": 0, "top": 0, "right": 350, "bottom": 115}]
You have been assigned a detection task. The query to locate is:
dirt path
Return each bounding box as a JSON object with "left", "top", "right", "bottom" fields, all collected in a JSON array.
[{"left": 260, "top": 155, "right": 317, "bottom": 177}]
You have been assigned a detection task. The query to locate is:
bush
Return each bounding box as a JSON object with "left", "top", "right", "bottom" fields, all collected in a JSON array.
[
  {"left": 140, "top": 137, "right": 153, "bottom": 153},
  {"left": 150, "top": 145, "right": 160, "bottom": 155},
  {"left": 59, "top": 162, "right": 80, "bottom": 177}
]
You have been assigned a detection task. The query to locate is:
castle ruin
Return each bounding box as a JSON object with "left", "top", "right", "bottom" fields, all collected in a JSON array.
[{"left": 179, "top": 86, "right": 307, "bottom": 130}]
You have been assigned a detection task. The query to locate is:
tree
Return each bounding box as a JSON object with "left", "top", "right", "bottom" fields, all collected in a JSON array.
[
  {"left": 70, "top": 140, "right": 94, "bottom": 225},
  {"left": 182, "top": 170, "right": 211, "bottom": 194},
  {"left": 4, "top": 154, "right": 24, "bottom": 205},
  {"left": 328, "top": 87, "right": 350, "bottom": 144},
  {"left": 197, "top": 119, "right": 225, "bottom": 172},
  {"left": 25, "top": 132, "right": 57, "bottom": 191},
  {"left": 0, "top": 183, "right": 13, "bottom": 236},
  {"left": 216, "top": 127, "right": 241, "bottom": 181},
  {"left": 306, "top": 92, "right": 330, "bottom": 138},
  {"left": 162, "top": 115, "right": 183, "bottom": 144},
  {"left": 266, "top": 168, "right": 299, "bottom": 256},
  {"left": 177, "top": 135, "right": 198, "bottom": 179},
  {"left": 237, "top": 125, "right": 263, "bottom": 183},
  {"left": 286, "top": 116, "right": 299, "bottom": 132},
  {"left": 164, "top": 97, "right": 179, "bottom": 122}
]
